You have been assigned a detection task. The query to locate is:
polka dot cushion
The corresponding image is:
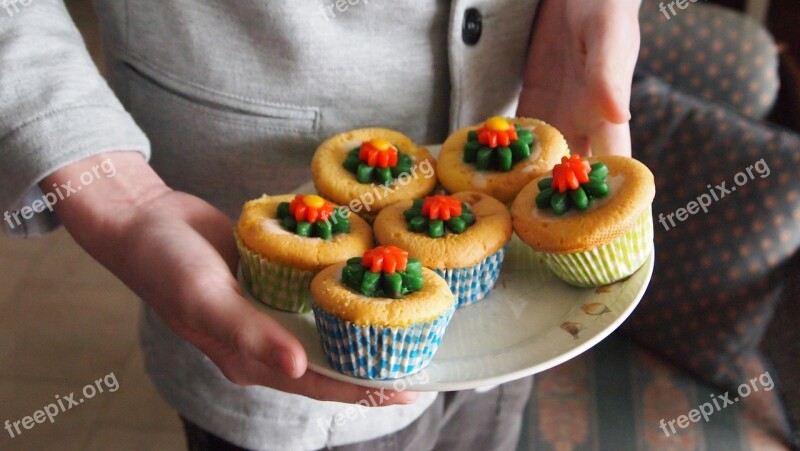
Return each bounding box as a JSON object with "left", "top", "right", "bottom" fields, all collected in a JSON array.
[
  {"left": 638, "top": 0, "right": 779, "bottom": 119},
  {"left": 624, "top": 74, "right": 800, "bottom": 391}
]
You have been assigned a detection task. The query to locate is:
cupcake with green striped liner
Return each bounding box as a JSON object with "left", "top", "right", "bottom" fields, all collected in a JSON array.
[
  {"left": 373, "top": 192, "right": 512, "bottom": 307},
  {"left": 511, "top": 155, "right": 655, "bottom": 287},
  {"left": 311, "top": 245, "right": 456, "bottom": 379},
  {"left": 236, "top": 194, "right": 373, "bottom": 312}
]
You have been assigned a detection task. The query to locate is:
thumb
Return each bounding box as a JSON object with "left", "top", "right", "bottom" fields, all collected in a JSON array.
[{"left": 183, "top": 278, "right": 308, "bottom": 383}]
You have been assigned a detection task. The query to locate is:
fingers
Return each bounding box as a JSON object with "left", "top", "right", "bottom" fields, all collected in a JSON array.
[
  {"left": 274, "top": 370, "right": 419, "bottom": 406},
  {"left": 214, "top": 288, "right": 307, "bottom": 378},
  {"left": 583, "top": 2, "right": 640, "bottom": 125},
  {"left": 182, "top": 201, "right": 240, "bottom": 272},
  {"left": 563, "top": 131, "right": 591, "bottom": 157},
  {"left": 560, "top": 121, "right": 631, "bottom": 157},
  {"left": 196, "top": 291, "right": 420, "bottom": 405},
  {"left": 189, "top": 282, "right": 419, "bottom": 405},
  {"left": 589, "top": 121, "right": 632, "bottom": 157},
  {"left": 178, "top": 273, "right": 308, "bottom": 382}
]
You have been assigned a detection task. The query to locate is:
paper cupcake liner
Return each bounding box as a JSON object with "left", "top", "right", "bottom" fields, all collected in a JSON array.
[
  {"left": 434, "top": 246, "right": 507, "bottom": 308},
  {"left": 235, "top": 235, "right": 315, "bottom": 313},
  {"left": 312, "top": 304, "right": 456, "bottom": 380},
  {"left": 538, "top": 209, "right": 654, "bottom": 287}
]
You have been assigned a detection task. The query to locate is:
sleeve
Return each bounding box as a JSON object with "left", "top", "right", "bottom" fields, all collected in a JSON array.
[{"left": 0, "top": 1, "right": 150, "bottom": 237}]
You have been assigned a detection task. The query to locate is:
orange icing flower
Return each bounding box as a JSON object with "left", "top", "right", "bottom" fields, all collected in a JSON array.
[
  {"left": 361, "top": 245, "right": 409, "bottom": 274},
  {"left": 476, "top": 116, "right": 519, "bottom": 148},
  {"left": 289, "top": 194, "right": 334, "bottom": 223},
  {"left": 422, "top": 195, "right": 463, "bottom": 221},
  {"left": 551, "top": 155, "right": 592, "bottom": 193},
  {"left": 358, "top": 139, "right": 398, "bottom": 168}
]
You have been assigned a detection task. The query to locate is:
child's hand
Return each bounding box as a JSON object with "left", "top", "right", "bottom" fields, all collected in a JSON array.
[
  {"left": 42, "top": 152, "right": 417, "bottom": 405},
  {"left": 518, "top": 0, "right": 641, "bottom": 156}
]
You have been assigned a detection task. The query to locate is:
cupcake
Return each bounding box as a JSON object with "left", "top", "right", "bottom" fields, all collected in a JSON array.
[
  {"left": 310, "top": 245, "right": 456, "bottom": 379},
  {"left": 373, "top": 192, "right": 512, "bottom": 307},
  {"left": 437, "top": 116, "right": 569, "bottom": 203},
  {"left": 311, "top": 128, "right": 438, "bottom": 221},
  {"left": 511, "top": 155, "right": 655, "bottom": 287},
  {"left": 236, "top": 194, "right": 373, "bottom": 312}
]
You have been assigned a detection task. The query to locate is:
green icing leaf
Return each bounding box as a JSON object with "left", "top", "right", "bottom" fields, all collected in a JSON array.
[
  {"left": 360, "top": 271, "right": 380, "bottom": 296},
  {"left": 464, "top": 141, "right": 481, "bottom": 163},
  {"left": 447, "top": 217, "right": 466, "bottom": 234},
  {"left": 382, "top": 272, "right": 403, "bottom": 298},
  {"left": 536, "top": 188, "right": 554, "bottom": 209},
  {"left": 315, "top": 220, "right": 332, "bottom": 239},
  {"left": 408, "top": 216, "right": 427, "bottom": 233},
  {"left": 550, "top": 192, "right": 569, "bottom": 216},
  {"left": 296, "top": 221, "right": 312, "bottom": 236}
]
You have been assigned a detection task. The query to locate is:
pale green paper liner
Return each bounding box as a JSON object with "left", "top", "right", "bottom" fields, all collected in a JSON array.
[
  {"left": 235, "top": 234, "right": 315, "bottom": 313},
  {"left": 537, "top": 209, "right": 654, "bottom": 287}
]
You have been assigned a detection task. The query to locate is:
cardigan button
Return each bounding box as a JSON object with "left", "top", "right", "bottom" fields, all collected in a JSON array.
[{"left": 462, "top": 8, "right": 482, "bottom": 46}]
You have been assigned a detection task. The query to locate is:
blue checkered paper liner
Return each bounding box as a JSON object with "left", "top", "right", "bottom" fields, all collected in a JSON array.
[
  {"left": 434, "top": 246, "right": 507, "bottom": 308},
  {"left": 312, "top": 304, "right": 456, "bottom": 380}
]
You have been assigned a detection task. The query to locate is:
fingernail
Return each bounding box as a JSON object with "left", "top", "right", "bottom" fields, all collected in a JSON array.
[
  {"left": 398, "top": 392, "right": 419, "bottom": 404},
  {"left": 271, "top": 347, "right": 296, "bottom": 376}
]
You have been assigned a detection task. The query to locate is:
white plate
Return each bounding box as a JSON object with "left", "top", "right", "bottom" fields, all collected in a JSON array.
[{"left": 239, "top": 145, "right": 653, "bottom": 391}]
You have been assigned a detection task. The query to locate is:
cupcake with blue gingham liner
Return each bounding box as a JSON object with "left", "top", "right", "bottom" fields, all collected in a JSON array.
[
  {"left": 236, "top": 194, "right": 373, "bottom": 313},
  {"left": 511, "top": 155, "right": 655, "bottom": 287},
  {"left": 372, "top": 192, "right": 512, "bottom": 308},
  {"left": 310, "top": 245, "right": 456, "bottom": 380}
]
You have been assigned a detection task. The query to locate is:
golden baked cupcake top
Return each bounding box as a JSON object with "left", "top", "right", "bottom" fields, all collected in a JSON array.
[
  {"left": 373, "top": 191, "right": 512, "bottom": 269},
  {"left": 311, "top": 246, "right": 455, "bottom": 327},
  {"left": 511, "top": 155, "right": 655, "bottom": 253},
  {"left": 237, "top": 194, "right": 373, "bottom": 271},
  {"left": 312, "top": 128, "right": 437, "bottom": 217},
  {"left": 437, "top": 117, "right": 569, "bottom": 203}
]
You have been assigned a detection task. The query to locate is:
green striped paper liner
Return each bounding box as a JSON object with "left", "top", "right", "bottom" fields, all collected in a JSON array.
[
  {"left": 537, "top": 209, "right": 654, "bottom": 287},
  {"left": 235, "top": 234, "right": 316, "bottom": 313}
]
